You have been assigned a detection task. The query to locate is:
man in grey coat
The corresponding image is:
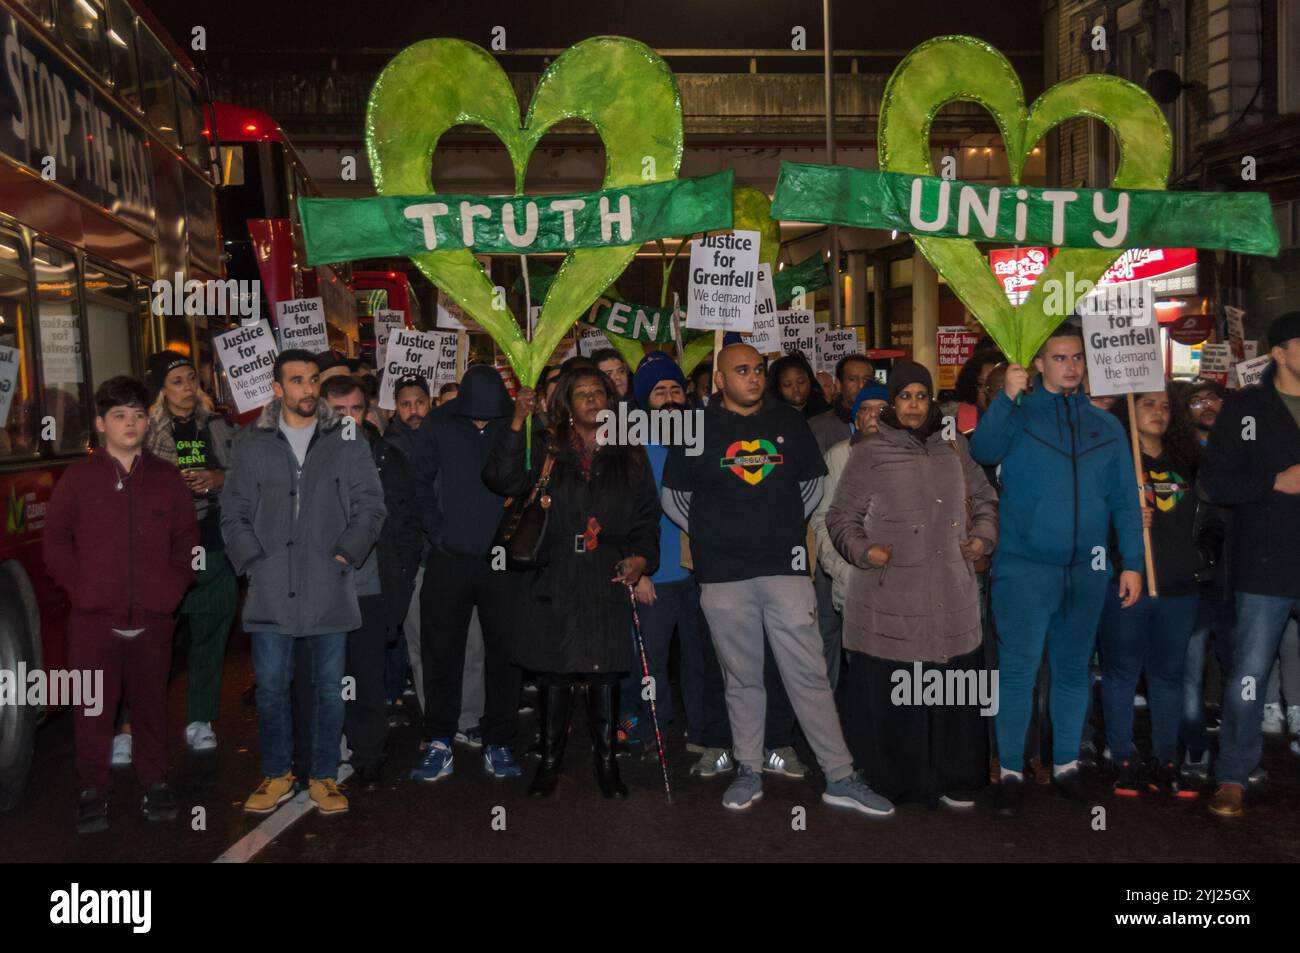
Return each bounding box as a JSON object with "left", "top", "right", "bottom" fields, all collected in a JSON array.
[{"left": 222, "top": 349, "right": 386, "bottom": 816}]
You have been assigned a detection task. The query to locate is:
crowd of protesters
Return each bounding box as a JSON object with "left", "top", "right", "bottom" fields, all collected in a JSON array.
[{"left": 43, "top": 309, "right": 1300, "bottom": 832}]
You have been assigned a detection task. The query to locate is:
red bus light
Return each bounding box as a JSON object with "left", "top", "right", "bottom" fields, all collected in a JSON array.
[{"left": 244, "top": 123, "right": 258, "bottom": 133}]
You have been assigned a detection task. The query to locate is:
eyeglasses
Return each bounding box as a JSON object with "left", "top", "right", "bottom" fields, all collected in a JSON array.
[{"left": 1188, "top": 396, "right": 1221, "bottom": 409}]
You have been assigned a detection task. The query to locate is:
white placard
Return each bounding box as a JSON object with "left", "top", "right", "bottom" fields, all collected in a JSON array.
[
  {"left": 1082, "top": 304, "right": 1164, "bottom": 397},
  {"left": 1225, "top": 305, "right": 1246, "bottom": 359},
  {"left": 38, "top": 307, "right": 83, "bottom": 384},
  {"left": 436, "top": 294, "right": 482, "bottom": 333},
  {"left": 1234, "top": 354, "right": 1272, "bottom": 389},
  {"left": 1199, "top": 343, "right": 1231, "bottom": 377},
  {"left": 576, "top": 326, "right": 608, "bottom": 357},
  {"left": 274, "top": 297, "right": 329, "bottom": 353},
  {"left": 214, "top": 320, "right": 279, "bottom": 413},
  {"left": 755, "top": 263, "right": 776, "bottom": 322},
  {"left": 0, "top": 344, "right": 21, "bottom": 424},
  {"left": 817, "top": 328, "right": 858, "bottom": 375},
  {"left": 775, "top": 308, "right": 816, "bottom": 364},
  {"left": 379, "top": 329, "right": 460, "bottom": 410},
  {"left": 745, "top": 308, "right": 779, "bottom": 355},
  {"left": 373, "top": 308, "right": 406, "bottom": 359},
  {"left": 685, "top": 230, "right": 761, "bottom": 332},
  {"left": 1242, "top": 340, "right": 1258, "bottom": 360}
]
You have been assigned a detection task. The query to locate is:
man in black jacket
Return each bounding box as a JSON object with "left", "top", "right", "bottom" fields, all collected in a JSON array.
[
  {"left": 320, "top": 375, "right": 423, "bottom": 790},
  {"left": 1202, "top": 312, "right": 1300, "bottom": 817},
  {"left": 410, "top": 365, "right": 524, "bottom": 782}
]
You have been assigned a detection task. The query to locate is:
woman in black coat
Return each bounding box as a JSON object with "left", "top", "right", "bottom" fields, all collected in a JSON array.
[{"left": 483, "top": 366, "right": 660, "bottom": 798}]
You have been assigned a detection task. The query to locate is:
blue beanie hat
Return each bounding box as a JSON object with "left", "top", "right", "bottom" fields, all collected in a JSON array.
[
  {"left": 634, "top": 356, "right": 688, "bottom": 409},
  {"left": 850, "top": 383, "right": 889, "bottom": 420}
]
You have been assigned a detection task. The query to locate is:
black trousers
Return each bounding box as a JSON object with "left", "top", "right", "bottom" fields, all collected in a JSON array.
[
  {"left": 421, "top": 548, "right": 523, "bottom": 746},
  {"left": 697, "top": 596, "right": 798, "bottom": 750},
  {"left": 843, "top": 647, "right": 990, "bottom": 804},
  {"left": 345, "top": 594, "right": 389, "bottom": 770}
]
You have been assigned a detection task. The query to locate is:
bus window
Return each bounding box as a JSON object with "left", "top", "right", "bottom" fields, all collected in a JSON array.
[
  {"left": 175, "top": 76, "right": 206, "bottom": 171},
  {"left": 139, "top": 26, "right": 178, "bottom": 147},
  {"left": 0, "top": 230, "right": 39, "bottom": 458},
  {"left": 33, "top": 242, "right": 89, "bottom": 453},
  {"left": 83, "top": 261, "right": 137, "bottom": 391},
  {"left": 19, "top": 0, "right": 54, "bottom": 26},
  {"left": 184, "top": 169, "right": 221, "bottom": 278},
  {"left": 105, "top": 0, "right": 140, "bottom": 107},
  {"left": 54, "top": 0, "right": 111, "bottom": 82},
  {"left": 408, "top": 285, "right": 424, "bottom": 330},
  {"left": 219, "top": 145, "right": 246, "bottom": 186}
]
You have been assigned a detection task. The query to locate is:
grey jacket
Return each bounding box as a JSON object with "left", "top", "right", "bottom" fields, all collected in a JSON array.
[
  {"left": 221, "top": 399, "right": 387, "bottom": 635},
  {"left": 825, "top": 419, "right": 997, "bottom": 663}
]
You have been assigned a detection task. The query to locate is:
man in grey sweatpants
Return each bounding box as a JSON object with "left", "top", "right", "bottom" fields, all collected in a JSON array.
[{"left": 661, "top": 343, "right": 893, "bottom": 816}]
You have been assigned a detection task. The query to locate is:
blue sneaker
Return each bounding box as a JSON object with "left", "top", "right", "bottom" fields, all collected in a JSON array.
[
  {"left": 822, "top": 771, "right": 894, "bottom": 817},
  {"left": 410, "top": 739, "right": 454, "bottom": 782},
  {"left": 484, "top": 745, "right": 523, "bottom": 779}
]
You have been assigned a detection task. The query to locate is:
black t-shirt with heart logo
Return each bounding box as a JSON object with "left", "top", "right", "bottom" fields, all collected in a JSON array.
[{"left": 663, "top": 395, "right": 826, "bottom": 584}]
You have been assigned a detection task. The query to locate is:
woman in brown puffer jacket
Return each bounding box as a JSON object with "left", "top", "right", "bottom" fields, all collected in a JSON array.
[{"left": 825, "top": 362, "right": 998, "bottom": 808}]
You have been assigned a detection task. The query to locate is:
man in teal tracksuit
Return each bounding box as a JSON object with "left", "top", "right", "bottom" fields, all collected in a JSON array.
[{"left": 970, "top": 325, "right": 1144, "bottom": 817}]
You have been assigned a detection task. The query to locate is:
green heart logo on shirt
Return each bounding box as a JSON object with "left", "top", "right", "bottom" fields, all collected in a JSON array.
[
  {"left": 366, "top": 37, "right": 685, "bottom": 387},
  {"left": 878, "top": 35, "right": 1172, "bottom": 366}
]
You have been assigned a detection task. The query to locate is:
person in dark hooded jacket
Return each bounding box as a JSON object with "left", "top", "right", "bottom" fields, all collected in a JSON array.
[
  {"left": 410, "top": 365, "right": 527, "bottom": 784},
  {"left": 483, "top": 367, "right": 660, "bottom": 799}
]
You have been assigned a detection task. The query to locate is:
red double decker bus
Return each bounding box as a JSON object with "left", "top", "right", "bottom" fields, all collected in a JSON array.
[
  {"left": 211, "top": 101, "right": 356, "bottom": 366},
  {"left": 0, "top": 0, "right": 221, "bottom": 808}
]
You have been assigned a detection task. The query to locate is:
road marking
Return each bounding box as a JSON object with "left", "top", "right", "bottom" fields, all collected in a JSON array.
[{"left": 213, "top": 763, "right": 354, "bottom": 864}]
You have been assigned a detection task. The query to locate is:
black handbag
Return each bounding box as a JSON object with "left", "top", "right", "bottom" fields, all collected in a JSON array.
[{"left": 492, "top": 449, "right": 557, "bottom": 570}]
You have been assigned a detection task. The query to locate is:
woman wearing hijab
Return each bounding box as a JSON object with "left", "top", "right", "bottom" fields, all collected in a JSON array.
[{"left": 825, "top": 362, "right": 999, "bottom": 808}]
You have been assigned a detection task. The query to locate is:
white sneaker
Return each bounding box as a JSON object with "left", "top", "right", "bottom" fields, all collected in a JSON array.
[
  {"left": 185, "top": 721, "right": 217, "bottom": 751},
  {"left": 1262, "top": 702, "right": 1285, "bottom": 735},
  {"left": 1287, "top": 705, "right": 1300, "bottom": 737},
  {"left": 111, "top": 733, "right": 132, "bottom": 766}
]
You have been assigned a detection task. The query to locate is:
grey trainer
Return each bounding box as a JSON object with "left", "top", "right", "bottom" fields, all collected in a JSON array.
[
  {"left": 690, "top": 748, "right": 735, "bottom": 778},
  {"left": 763, "top": 746, "right": 809, "bottom": 779},
  {"left": 722, "top": 765, "right": 763, "bottom": 810},
  {"left": 822, "top": 771, "right": 895, "bottom": 817}
]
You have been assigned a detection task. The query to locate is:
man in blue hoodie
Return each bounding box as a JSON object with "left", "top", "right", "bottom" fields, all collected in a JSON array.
[
  {"left": 410, "top": 365, "right": 524, "bottom": 782},
  {"left": 970, "top": 325, "right": 1144, "bottom": 816}
]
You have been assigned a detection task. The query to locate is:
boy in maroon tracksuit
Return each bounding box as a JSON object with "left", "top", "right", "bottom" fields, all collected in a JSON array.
[{"left": 44, "top": 377, "right": 198, "bottom": 832}]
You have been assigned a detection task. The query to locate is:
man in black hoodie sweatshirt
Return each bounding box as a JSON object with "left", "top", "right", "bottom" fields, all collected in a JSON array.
[{"left": 410, "top": 365, "right": 524, "bottom": 782}]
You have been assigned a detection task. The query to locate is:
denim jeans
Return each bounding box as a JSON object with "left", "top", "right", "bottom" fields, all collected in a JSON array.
[
  {"left": 1099, "top": 587, "right": 1199, "bottom": 764},
  {"left": 252, "top": 631, "right": 347, "bottom": 780},
  {"left": 1180, "top": 594, "right": 1235, "bottom": 760},
  {"left": 1217, "top": 592, "right": 1300, "bottom": 786},
  {"left": 618, "top": 577, "right": 697, "bottom": 745}
]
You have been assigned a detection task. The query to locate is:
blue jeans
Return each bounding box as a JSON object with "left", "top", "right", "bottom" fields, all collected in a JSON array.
[
  {"left": 1180, "top": 594, "right": 1235, "bottom": 760},
  {"left": 252, "top": 631, "right": 347, "bottom": 780},
  {"left": 1217, "top": 592, "right": 1300, "bottom": 786},
  {"left": 1099, "top": 587, "right": 1199, "bottom": 764}
]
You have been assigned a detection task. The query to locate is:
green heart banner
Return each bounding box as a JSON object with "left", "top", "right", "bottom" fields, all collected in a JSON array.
[
  {"left": 873, "top": 35, "right": 1178, "bottom": 367},
  {"left": 771, "top": 164, "right": 1278, "bottom": 256},
  {"left": 773, "top": 252, "right": 831, "bottom": 305},
  {"left": 367, "top": 36, "right": 692, "bottom": 388},
  {"left": 298, "top": 171, "right": 734, "bottom": 265}
]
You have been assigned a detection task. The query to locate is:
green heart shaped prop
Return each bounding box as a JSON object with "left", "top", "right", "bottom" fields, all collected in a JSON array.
[
  {"left": 367, "top": 37, "right": 684, "bottom": 386},
  {"left": 878, "top": 35, "right": 1172, "bottom": 366}
]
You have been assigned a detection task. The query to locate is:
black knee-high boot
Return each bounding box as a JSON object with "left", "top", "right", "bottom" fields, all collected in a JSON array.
[
  {"left": 587, "top": 679, "right": 628, "bottom": 799},
  {"left": 529, "top": 679, "right": 572, "bottom": 798}
]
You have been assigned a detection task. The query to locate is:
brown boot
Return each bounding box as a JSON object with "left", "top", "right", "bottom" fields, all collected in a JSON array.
[{"left": 1208, "top": 783, "right": 1243, "bottom": 817}]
